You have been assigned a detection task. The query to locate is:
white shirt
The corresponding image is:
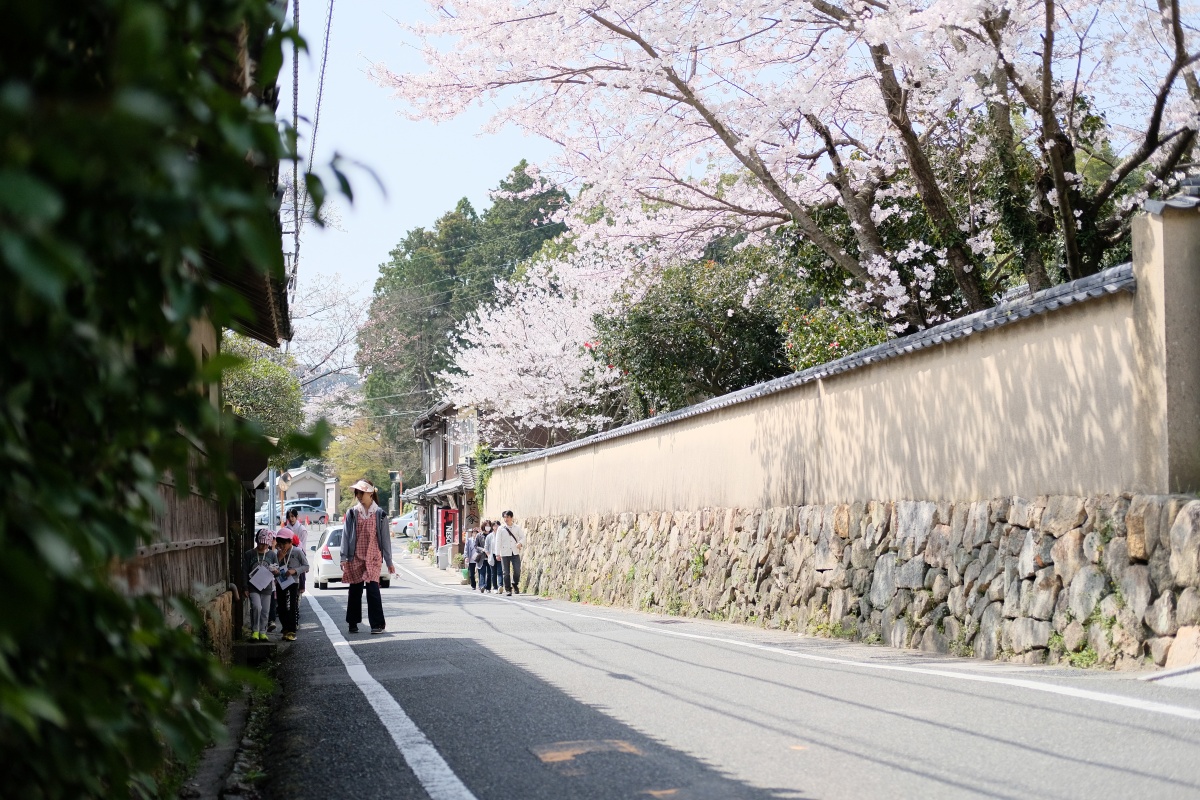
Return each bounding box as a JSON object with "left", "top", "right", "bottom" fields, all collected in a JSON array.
[
  {"left": 495, "top": 523, "right": 525, "bottom": 558},
  {"left": 293, "top": 521, "right": 309, "bottom": 550},
  {"left": 484, "top": 531, "right": 497, "bottom": 564}
]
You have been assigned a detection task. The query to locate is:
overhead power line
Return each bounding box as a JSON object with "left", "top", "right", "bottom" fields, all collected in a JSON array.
[{"left": 299, "top": 0, "right": 335, "bottom": 230}]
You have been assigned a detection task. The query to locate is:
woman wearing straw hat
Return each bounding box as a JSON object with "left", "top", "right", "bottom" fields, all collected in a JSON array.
[{"left": 341, "top": 479, "right": 394, "bottom": 634}]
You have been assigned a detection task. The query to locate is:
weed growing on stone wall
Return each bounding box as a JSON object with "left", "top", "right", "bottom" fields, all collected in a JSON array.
[
  {"left": 863, "top": 631, "right": 883, "bottom": 645},
  {"left": 569, "top": 589, "right": 581, "bottom": 602},
  {"left": 665, "top": 590, "right": 684, "bottom": 616},
  {"left": 1066, "top": 645, "right": 1100, "bottom": 668},
  {"left": 950, "top": 632, "right": 975, "bottom": 658},
  {"left": 689, "top": 544, "right": 710, "bottom": 581},
  {"left": 808, "top": 611, "right": 858, "bottom": 640}
]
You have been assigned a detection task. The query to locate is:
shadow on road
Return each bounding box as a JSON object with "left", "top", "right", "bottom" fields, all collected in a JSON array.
[{"left": 273, "top": 595, "right": 809, "bottom": 800}]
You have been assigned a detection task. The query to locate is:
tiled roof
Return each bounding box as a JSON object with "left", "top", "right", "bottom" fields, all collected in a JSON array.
[{"left": 490, "top": 262, "right": 1136, "bottom": 470}]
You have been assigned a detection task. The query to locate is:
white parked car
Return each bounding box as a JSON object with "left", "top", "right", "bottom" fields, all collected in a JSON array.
[
  {"left": 390, "top": 511, "right": 418, "bottom": 537},
  {"left": 308, "top": 526, "right": 391, "bottom": 589}
]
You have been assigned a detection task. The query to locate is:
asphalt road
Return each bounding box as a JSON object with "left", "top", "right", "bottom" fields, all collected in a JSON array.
[{"left": 270, "top": 554, "right": 1200, "bottom": 800}]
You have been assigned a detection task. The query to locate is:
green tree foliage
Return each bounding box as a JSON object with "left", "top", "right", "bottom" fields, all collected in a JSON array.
[
  {"left": 324, "top": 419, "right": 398, "bottom": 513},
  {"left": 357, "top": 161, "right": 567, "bottom": 478},
  {"left": 779, "top": 306, "right": 888, "bottom": 372},
  {"left": 595, "top": 246, "right": 803, "bottom": 415},
  {"left": 223, "top": 332, "right": 305, "bottom": 438},
  {"left": 0, "top": 1, "right": 330, "bottom": 794}
]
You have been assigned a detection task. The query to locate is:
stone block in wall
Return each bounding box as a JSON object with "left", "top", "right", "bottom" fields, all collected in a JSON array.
[
  {"left": 893, "top": 501, "right": 936, "bottom": 559},
  {"left": 1002, "top": 578, "right": 1022, "bottom": 619},
  {"left": 1169, "top": 500, "right": 1200, "bottom": 588},
  {"left": 975, "top": 602, "right": 1003, "bottom": 659},
  {"left": 1024, "top": 567, "right": 1060, "bottom": 621},
  {"left": 1062, "top": 620, "right": 1087, "bottom": 652},
  {"left": 931, "top": 572, "right": 950, "bottom": 603},
  {"left": 1004, "top": 617, "right": 1051, "bottom": 654},
  {"left": 1166, "top": 626, "right": 1200, "bottom": 668},
  {"left": 863, "top": 501, "right": 890, "bottom": 548},
  {"left": 1102, "top": 536, "right": 1130, "bottom": 585},
  {"left": 1127, "top": 495, "right": 1161, "bottom": 561},
  {"left": 989, "top": 497, "right": 1011, "bottom": 525},
  {"left": 1008, "top": 497, "right": 1041, "bottom": 529},
  {"left": 1042, "top": 496, "right": 1086, "bottom": 536},
  {"left": 1145, "top": 592, "right": 1178, "bottom": 637},
  {"left": 921, "top": 624, "right": 950, "bottom": 654},
  {"left": 1148, "top": 636, "right": 1173, "bottom": 666},
  {"left": 1017, "top": 530, "right": 1055, "bottom": 578},
  {"left": 1178, "top": 587, "right": 1200, "bottom": 627},
  {"left": 814, "top": 529, "right": 845, "bottom": 571},
  {"left": 832, "top": 504, "right": 851, "bottom": 539},
  {"left": 869, "top": 553, "right": 898, "bottom": 608},
  {"left": 1121, "top": 565, "right": 1153, "bottom": 621},
  {"left": 924, "top": 524, "right": 952, "bottom": 568},
  {"left": 1088, "top": 621, "right": 1114, "bottom": 664},
  {"left": 1068, "top": 565, "right": 1109, "bottom": 621},
  {"left": 896, "top": 556, "right": 927, "bottom": 590}
]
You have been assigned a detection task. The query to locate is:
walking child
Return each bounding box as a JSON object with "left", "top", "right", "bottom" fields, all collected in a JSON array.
[
  {"left": 244, "top": 528, "right": 278, "bottom": 641},
  {"left": 274, "top": 527, "right": 308, "bottom": 642}
]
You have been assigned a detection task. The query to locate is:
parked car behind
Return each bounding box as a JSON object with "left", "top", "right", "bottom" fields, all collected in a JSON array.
[
  {"left": 390, "top": 510, "right": 418, "bottom": 538},
  {"left": 256, "top": 497, "right": 328, "bottom": 526},
  {"left": 308, "top": 525, "right": 390, "bottom": 589}
]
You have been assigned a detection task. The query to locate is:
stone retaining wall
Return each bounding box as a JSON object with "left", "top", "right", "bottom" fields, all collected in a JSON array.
[{"left": 520, "top": 494, "right": 1200, "bottom": 668}]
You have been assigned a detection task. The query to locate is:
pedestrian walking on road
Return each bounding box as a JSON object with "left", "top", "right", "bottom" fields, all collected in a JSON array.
[
  {"left": 464, "top": 526, "right": 480, "bottom": 589},
  {"left": 286, "top": 508, "right": 309, "bottom": 595},
  {"left": 484, "top": 521, "right": 502, "bottom": 592},
  {"left": 274, "top": 528, "right": 308, "bottom": 642},
  {"left": 342, "top": 479, "right": 395, "bottom": 634},
  {"left": 474, "top": 522, "right": 491, "bottom": 593},
  {"left": 244, "top": 528, "right": 278, "bottom": 641},
  {"left": 496, "top": 511, "right": 525, "bottom": 596}
]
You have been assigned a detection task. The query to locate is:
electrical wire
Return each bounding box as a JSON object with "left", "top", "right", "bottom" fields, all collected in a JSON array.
[
  {"left": 290, "top": 0, "right": 300, "bottom": 299},
  {"left": 299, "top": 0, "right": 335, "bottom": 230}
]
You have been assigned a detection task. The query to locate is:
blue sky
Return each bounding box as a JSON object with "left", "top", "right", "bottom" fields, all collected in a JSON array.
[{"left": 279, "top": 0, "right": 559, "bottom": 293}]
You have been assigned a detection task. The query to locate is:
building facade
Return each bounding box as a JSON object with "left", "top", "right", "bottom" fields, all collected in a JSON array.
[{"left": 402, "top": 403, "right": 479, "bottom": 569}]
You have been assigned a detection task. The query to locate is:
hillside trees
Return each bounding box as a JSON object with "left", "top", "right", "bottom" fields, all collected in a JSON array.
[
  {"left": 357, "top": 161, "right": 568, "bottom": 466},
  {"left": 376, "top": 0, "right": 1200, "bottom": 331}
]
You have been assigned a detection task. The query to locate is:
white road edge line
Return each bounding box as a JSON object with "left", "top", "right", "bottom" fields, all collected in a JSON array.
[
  {"left": 394, "top": 562, "right": 1200, "bottom": 722},
  {"left": 304, "top": 593, "right": 478, "bottom": 800}
]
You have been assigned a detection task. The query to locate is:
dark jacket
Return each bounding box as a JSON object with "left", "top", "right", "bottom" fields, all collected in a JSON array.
[
  {"left": 243, "top": 547, "right": 278, "bottom": 591},
  {"left": 342, "top": 505, "right": 393, "bottom": 570}
]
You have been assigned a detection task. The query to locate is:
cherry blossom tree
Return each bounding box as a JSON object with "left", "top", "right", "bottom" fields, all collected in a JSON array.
[
  {"left": 438, "top": 248, "right": 628, "bottom": 443},
  {"left": 374, "top": 0, "right": 1200, "bottom": 329},
  {"left": 287, "top": 271, "right": 364, "bottom": 388}
]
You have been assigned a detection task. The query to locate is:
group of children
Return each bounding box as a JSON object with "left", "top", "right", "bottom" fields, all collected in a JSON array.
[{"left": 243, "top": 521, "right": 310, "bottom": 642}]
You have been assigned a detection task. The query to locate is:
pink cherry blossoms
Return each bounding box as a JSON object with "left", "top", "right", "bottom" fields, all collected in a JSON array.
[{"left": 373, "top": 0, "right": 1197, "bottom": 324}]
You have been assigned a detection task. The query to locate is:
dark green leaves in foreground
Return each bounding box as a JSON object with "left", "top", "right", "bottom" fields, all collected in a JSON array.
[{"left": 0, "top": 1, "right": 328, "bottom": 795}]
